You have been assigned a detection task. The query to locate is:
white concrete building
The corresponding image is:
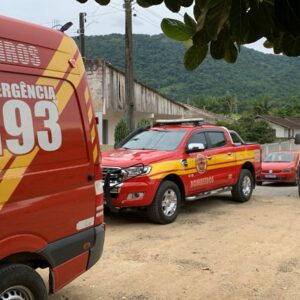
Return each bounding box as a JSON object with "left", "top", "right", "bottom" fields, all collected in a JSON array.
[
  {"left": 257, "top": 115, "right": 300, "bottom": 139},
  {"left": 86, "top": 59, "right": 232, "bottom": 147}
]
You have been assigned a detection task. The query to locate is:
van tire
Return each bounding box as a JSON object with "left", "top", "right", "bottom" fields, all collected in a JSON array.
[
  {"left": 147, "top": 181, "right": 181, "bottom": 224},
  {"left": 0, "top": 264, "right": 47, "bottom": 300},
  {"left": 232, "top": 169, "right": 254, "bottom": 202}
]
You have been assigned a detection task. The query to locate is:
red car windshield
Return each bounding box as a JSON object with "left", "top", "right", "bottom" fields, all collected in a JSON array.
[{"left": 264, "top": 152, "right": 295, "bottom": 163}]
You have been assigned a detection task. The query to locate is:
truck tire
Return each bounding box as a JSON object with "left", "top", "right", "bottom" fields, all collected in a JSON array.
[
  {"left": 231, "top": 169, "right": 254, "bottom": 202},
  {"left": 0, "top": 264, "right": 47, "bottom": 300},
  {"left": 147, "top": 180, "right": 181, "bottom": 224}
]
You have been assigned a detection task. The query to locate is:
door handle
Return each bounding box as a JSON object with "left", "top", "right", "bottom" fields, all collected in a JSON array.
[
  {"left": 227, "top": 152, "right": 232, "bottom": 156},
  {"left": 206, "top": 156, "right": 213, "bottom": 160}
]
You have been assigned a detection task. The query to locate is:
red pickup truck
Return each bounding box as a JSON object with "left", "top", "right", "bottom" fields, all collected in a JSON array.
[{"left": 103, "top": 119, "right": 261, "bottom": 224}]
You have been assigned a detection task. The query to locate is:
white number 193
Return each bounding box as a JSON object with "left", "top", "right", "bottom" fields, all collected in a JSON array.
[{"left": 1, "top": 100, "right": 62, "bottom": 156}]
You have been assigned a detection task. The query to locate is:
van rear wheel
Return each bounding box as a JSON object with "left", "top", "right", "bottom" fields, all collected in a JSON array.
[
  {"left": 147, "top": 181, "right": 181, "bottom": 224},
  {"left": 0, "top": 264, "right": 47, "bottom": 300}
]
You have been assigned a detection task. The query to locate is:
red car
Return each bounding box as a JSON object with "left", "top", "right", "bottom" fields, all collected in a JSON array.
[{"left": 257, "top": 151, "right": 300, "bottom": 185}]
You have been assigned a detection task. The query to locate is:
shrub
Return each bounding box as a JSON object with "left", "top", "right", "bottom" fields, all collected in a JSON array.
[{"left": 114, "top": 119, "right": 129, "bottom": 146}]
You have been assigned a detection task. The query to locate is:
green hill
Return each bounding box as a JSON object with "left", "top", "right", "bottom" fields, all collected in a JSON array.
[{"left": 84, "top": 34, "right": 300, "bottom": 110}]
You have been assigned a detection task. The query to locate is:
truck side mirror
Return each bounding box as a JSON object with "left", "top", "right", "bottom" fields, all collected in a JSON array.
[
  {"left": 295, "top": 133, "right": 300, "bottom": 145},
  {"left": 186, "top": 143, "right": 205, "bottom": 153}
]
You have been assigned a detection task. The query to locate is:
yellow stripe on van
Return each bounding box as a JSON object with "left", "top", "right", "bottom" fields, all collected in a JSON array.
[
  {"left": 88, "top": 106, "right": 93, "bottom": 123},
  {"left": 93, "top": 146, "right": 98, "bottom": 163},
  {"left": 84, "top": 87, "right": 89, "bottom": 104},
  {"left": 91, "top": 125, "right": 96, "bottom": 141},
  {"left": 0, "top": 147, "right": 39, "bottom": 210},
  {"left": 0, "top": 37, "right": 84, "bottom": 211},
  {"left": 0, "top": 150, "right": 13, "bottom": 172}
]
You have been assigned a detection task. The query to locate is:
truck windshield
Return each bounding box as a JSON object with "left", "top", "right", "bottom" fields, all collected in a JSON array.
[{"left": 121, "top": 129, "right": 187, "bottom": 151}]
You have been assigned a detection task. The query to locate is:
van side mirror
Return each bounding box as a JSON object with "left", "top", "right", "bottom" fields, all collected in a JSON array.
[
  {"left": 186, "top": 143, "right": 205, "bottom": 153},
  {"left": 295, "top": 134, "right": 300, "bottom": 145}
]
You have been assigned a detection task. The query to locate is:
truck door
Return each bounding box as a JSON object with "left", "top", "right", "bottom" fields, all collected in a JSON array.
[
  {"left": 205, "top": 130, "right": 236, "bottom": 187},
  {"left": 184, "top": 131, "right": 219, "bottom": 195}
]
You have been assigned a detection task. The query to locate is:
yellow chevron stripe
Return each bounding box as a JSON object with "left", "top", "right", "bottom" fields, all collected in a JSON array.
[
  {"left": 88, "top": 106, "right": 93, "bottom": 123},
  {"left": 84, "top": 87, "right": 89, "bottom": 104},
  {"left": 0, "top": 150, "right": 13, "bottom": 172},
  {"left": 91, "top": 125, "right": 96, "bottom": 141},
  {"left": 93, "top": 146, "right": 98, "bottom": 163},
  {"left": 0, "top": 147, "right": 39, "bottom": 209},
  {"left": 0, "top": 36, "right": 83, "bottom": 211}
]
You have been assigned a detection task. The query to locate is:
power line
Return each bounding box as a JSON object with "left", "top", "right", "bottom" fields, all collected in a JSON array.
[{"left": 133, "top": 8, "right": 158, "bottom": 28}]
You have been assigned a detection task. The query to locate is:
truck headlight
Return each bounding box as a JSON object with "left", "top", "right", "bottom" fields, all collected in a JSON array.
[
  {"left": 122, "top": 165, "right": 152, "bottom": 180},
  {"left": 283, "top": 168, "right": 293, "bottom": 173}
]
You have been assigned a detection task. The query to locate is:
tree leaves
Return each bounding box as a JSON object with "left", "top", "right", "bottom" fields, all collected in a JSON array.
[
  {"left": 137, "top": 0, "right": 163, "bottom": 7},
  {"left": 75, "top": 0, "right": 300, "bottom": 70},
  {"left": 184, "top": 44, "right": 208, "bottom": 70},
  {"left": 161, "top": 19, "right": 193, "bottom": 41},
  {"left": 94, "top": 0, "right": 110, "bottom": 5}
]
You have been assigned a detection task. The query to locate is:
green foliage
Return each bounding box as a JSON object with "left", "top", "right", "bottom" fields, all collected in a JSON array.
[
  {"left": 136, "top": 118, "right": 151, "bottom": 128},
  {"left": 82, "top": 34, "right": 300, "bottom": 107},
  {"left": 114, "top": 119, "right": 130, "bottom": 146},
  {"left": 217, "top": 115, "right": 276, "bottom": 144},
  {"left": 161, "top": 19, "right": 193, "bottom": 41},
  {"left": 76, "top": 0, "right": 300, "bottom": 69},
  {"left": 194, "top": 92, "right": 237, "bottom": 115}
]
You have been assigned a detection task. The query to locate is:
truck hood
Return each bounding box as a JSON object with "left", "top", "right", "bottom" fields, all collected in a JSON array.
[{"left": 102, "top": 149, "right": 175, "bottom": 167}]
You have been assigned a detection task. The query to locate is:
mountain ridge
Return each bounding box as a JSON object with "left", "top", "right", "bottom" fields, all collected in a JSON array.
[{"left": 83, "top": 34, "right": 300, "bottom": 107}]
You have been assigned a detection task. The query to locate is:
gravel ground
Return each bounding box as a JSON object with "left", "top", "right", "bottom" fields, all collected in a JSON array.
[{"left": 51, "top": 183, "right": 300, "bottom": 300}]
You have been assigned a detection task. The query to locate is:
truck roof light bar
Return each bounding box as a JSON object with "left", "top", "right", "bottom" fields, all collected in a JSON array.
[{"left": 154, "top": 118, "right": 205, "bottom": 127}]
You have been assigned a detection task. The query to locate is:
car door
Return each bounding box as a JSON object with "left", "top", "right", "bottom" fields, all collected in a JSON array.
[
  {"left": 205, "top": 130, "right": 237, "bottom": 187},
  {"left": 184, "top": 130, "right": 219, "bottom": 195}
]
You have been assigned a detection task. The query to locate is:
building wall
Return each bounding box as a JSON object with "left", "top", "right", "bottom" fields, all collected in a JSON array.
[
  {"left": 267, "top": 122, "right": 287, "bottom": 138},
  {"left": 86, "top": 59, "right": 186, "bottom": 116},
  {"left": 85, "top": 59, "right": 187, "bottom": 145},
  {"left": 85, "top": 59, "right": 234, "bottom": 146}
]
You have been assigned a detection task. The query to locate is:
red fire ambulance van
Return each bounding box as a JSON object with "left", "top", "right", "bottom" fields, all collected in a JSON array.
[{"left": 0, "top": 16, "right": 105, "bottom": 299}]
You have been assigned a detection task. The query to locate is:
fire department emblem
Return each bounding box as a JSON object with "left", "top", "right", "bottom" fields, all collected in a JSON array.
[{"left": 195, "top": 154, "right": 207, "bottom": 174}]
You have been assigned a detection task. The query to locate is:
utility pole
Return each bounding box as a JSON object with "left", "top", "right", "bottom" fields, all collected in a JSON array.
[
  {"left": 124, "top": 0, "right": 135, "bottom": 132},
  {"left": 79, "top": 12, "right": 86, "bottom": 62}
]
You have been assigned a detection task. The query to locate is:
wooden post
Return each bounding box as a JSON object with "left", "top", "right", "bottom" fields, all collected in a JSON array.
[
  {"left": 124, "top": 0, "right": 135, "bottom": 132},
  {"left": 79, "top": 12, "right": 86, "bottom": 62}
]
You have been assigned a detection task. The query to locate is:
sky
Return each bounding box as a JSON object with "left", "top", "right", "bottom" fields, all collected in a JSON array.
[{"left": 2, "top": 0, "right": 272, "bottom": 54}]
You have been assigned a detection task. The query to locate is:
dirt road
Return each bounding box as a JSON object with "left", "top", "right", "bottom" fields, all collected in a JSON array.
[{"left": 51, "top": 184, "right": 300, "bottom": 300}]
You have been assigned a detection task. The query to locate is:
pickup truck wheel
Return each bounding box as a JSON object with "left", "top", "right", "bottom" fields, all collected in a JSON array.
[
  {"left": 0, "top": 264, "right": 47, "bottom": 300},
  {"left": 231, "top": 169, "right": 254, "bottom": 202},
  {"left": 147, "top": 181, "right": 181, "bottom": 224}
]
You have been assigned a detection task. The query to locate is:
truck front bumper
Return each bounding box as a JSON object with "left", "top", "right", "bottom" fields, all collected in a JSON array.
[{"left": 105, "top": 178, "right": 159, "bottom": 208}]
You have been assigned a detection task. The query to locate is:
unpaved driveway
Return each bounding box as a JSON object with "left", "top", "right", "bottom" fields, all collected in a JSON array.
[{"left": 51, "top": 184, "right": 300, "bottom": 300}]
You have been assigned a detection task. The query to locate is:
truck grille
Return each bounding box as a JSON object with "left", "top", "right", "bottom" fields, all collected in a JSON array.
[{"left": 102, "top": 166, "right": 123, "bottom": 184}]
